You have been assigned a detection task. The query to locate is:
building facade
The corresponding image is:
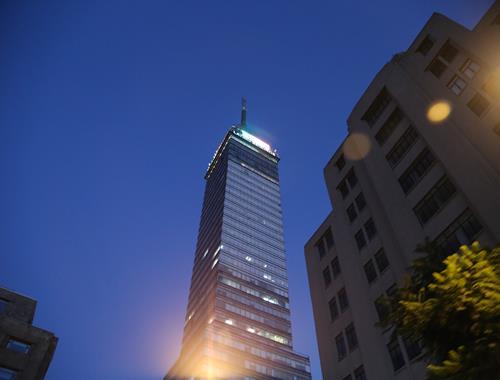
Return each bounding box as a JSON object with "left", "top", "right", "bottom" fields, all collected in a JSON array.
[
  {"left": 0, "top": 287, "right": 58, "bottom": 380},
  {"left": 166, "top": 103, "right": 311, "bottom": 380},
  {"left": 305, "top": 3, "right": 500, "bottom": 380}
]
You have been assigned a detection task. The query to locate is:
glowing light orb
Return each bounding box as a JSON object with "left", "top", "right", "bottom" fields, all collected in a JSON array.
[
  {"left": 427, "top": 101, "right": 452, "bottom": 124},
  {"left": 343, "top": 133, "right": 371, "bottom": 161}
]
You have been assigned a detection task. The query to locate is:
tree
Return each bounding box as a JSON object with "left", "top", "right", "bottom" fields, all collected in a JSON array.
[{"left": 383, "top": 242, "right": 500, "bottom": 379}]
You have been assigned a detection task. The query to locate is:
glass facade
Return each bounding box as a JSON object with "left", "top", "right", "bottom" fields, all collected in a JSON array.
[{"left": 166, "top": 127, "right": 311, "bottom": 380}]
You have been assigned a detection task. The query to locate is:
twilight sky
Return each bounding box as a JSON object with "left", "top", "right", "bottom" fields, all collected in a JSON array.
[{"left": 0, "top": 1, "right": 493, "bottom": 379}]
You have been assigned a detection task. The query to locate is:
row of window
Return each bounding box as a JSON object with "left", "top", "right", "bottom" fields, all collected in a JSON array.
[
  {"left": 398, "top": 147, "right": 436, "bottom": 194},
  {"left": 354, "top": 218, "right": 377, "bottom": 250},
  {"left": 323, "top": 256, "right": 341, "bottom": 288},
  {"left": 385, "top": 125, "right": 419, "bottom": 168},
  {"left": 375, "top": 107, "right": 404, "bottom": 146},
  {"left": 363, "top": 249, "right": 390, "bottom": 284},
  {"left": 413, "top": 175, "right": 457, "bottom": 225},
  {"left": 328, "top": 287, "right": 349, "bottom": 321},
  {"left": 335, "top": 322, "right": 358, "bottom": 360},
  {"left": 387, "top": 336, "right": 422, "bottom": 371}
]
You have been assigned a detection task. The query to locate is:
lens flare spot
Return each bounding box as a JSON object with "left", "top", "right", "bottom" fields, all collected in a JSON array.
[
  {"left": 427, "top": 100, "right": 452, "bottom": 123},
  {"left": 343, "top": 133, "right": 371, "bottom": 161}
]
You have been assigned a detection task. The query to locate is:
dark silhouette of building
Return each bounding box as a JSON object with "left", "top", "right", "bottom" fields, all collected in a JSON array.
[{"left": 0, "top": 287, "right": 58, "bottom": 380}]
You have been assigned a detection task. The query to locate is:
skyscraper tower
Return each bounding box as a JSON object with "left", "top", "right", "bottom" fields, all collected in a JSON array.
[{"left": 166, "top": 100, "right": 311, "bottom": 380}]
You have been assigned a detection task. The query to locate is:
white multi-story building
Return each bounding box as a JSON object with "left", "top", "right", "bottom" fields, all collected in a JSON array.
[{"left": 305, "top": 3, "right": 500, "bottom": 379}]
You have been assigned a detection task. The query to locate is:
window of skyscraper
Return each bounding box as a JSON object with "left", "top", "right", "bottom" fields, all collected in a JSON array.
[
  {"left": 387, "top": 339, "right": 406, "bottom": 371},
  {"left": 427, "top": 58, "right": 447, "bottom": 78},
  {"left": 331, "top": 257, "right": 341, "bottom": 278},
  {"left": 439, "top": 41, "right": 459, "bottom": 63},
  {"left": 461, "top": 58, "right": 480, "bottom": 79},
  {"left": 363, "top": 259, "right": 378, "bottom": 284},
  {"left": 354, "top": 229, "right": 367, "bottom": 250},
  {"left": 355, "top": 193, "right": 366, "bottom": 212},
  {"left": 346, "top": 168, "right": 358, "bottom": 188},
  {"left": 374, "top": 249, "right": 390, "bottom": 273},
  {"left": 467, "top": 92, "right": 490, "bottom": 117},
  {"left": 335, "top": 333, "right": 347, "bottom": 361},
  {"left": 361, "top": 87, "right": 392, "bottom": 126},
  {"left": 323, "top": 267, "right": 332, "bottom": 288},
  {"left": 354, "top": 365, "right": 367, "bottom": 380},
  {"left": 416, "top": 35, "right": 434, "bottom": 55},
  {"left": 447, "top": 75, "right": 467, "bottom": 95},
  {"left": 364, "top": 218, "right": 377, "bottom": 240},
  {"left": 375, "top": 295, "right": 389, "bottom": 322},
  {"left": 345, "top": 323, "right": 359, "bottom": 351},
  {"left": 346, "top": 204, "right": 357, "bottom": 222},
  {"left": 329, "top": 297, "right": 339, "bottom": 322},
  {"left": 338, "top": 287, "right": 349, "bottom": 312}
]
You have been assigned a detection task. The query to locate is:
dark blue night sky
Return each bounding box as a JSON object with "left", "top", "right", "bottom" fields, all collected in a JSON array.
[{"left": 0, "top": 1, "right": 492, "bottom": 379}]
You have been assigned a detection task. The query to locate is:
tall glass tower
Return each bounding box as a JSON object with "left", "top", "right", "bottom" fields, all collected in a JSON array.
[{"left": 166, "top": 100, "right": 311, "bottom": 380}]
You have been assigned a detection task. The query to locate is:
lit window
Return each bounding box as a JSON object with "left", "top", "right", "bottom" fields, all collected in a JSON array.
[
  {"left": 461, "top": 58, "right": 480, "bottom": 79},
  {"left": 6, "top": 339, "right": 31, "bottom": 354},
  {"left": 467, "top": 93, "right": 490, "bottom": 117},
  {"left": 447, "top": 75, "right": 467, "bottom": 95},
  {"left": 0, "top": 368, "right": 17, "bottom": 380}
]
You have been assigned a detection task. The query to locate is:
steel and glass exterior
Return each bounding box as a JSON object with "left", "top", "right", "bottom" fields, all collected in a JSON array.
[{"left": 166, "top": 126, "right": 311, "bottom": 380}]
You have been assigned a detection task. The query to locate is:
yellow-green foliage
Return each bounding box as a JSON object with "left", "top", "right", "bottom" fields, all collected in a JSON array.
[{"left": 388, "top": 242, "right": 500, "bottom": 379}]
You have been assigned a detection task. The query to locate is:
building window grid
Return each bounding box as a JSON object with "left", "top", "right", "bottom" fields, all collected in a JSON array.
[
  {"left": 345, "top": 323, "right": 359, "bottom": 351},
  {"left": 413, "top": 175, "right": 457, "bottom": 225},
  {"left": 385, "top": 125, "right": 419, "bottom": 168},
  {"left": 398, "top": 147, "right": 436, "bottom": 195},
  {"left": 375, "top": 107, "right": 404, "bottom": 146}
]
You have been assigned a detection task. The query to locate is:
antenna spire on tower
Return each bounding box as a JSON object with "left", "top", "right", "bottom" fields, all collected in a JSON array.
[{"left": 240, "top": 97, "right": 247, "bottom": 128}]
